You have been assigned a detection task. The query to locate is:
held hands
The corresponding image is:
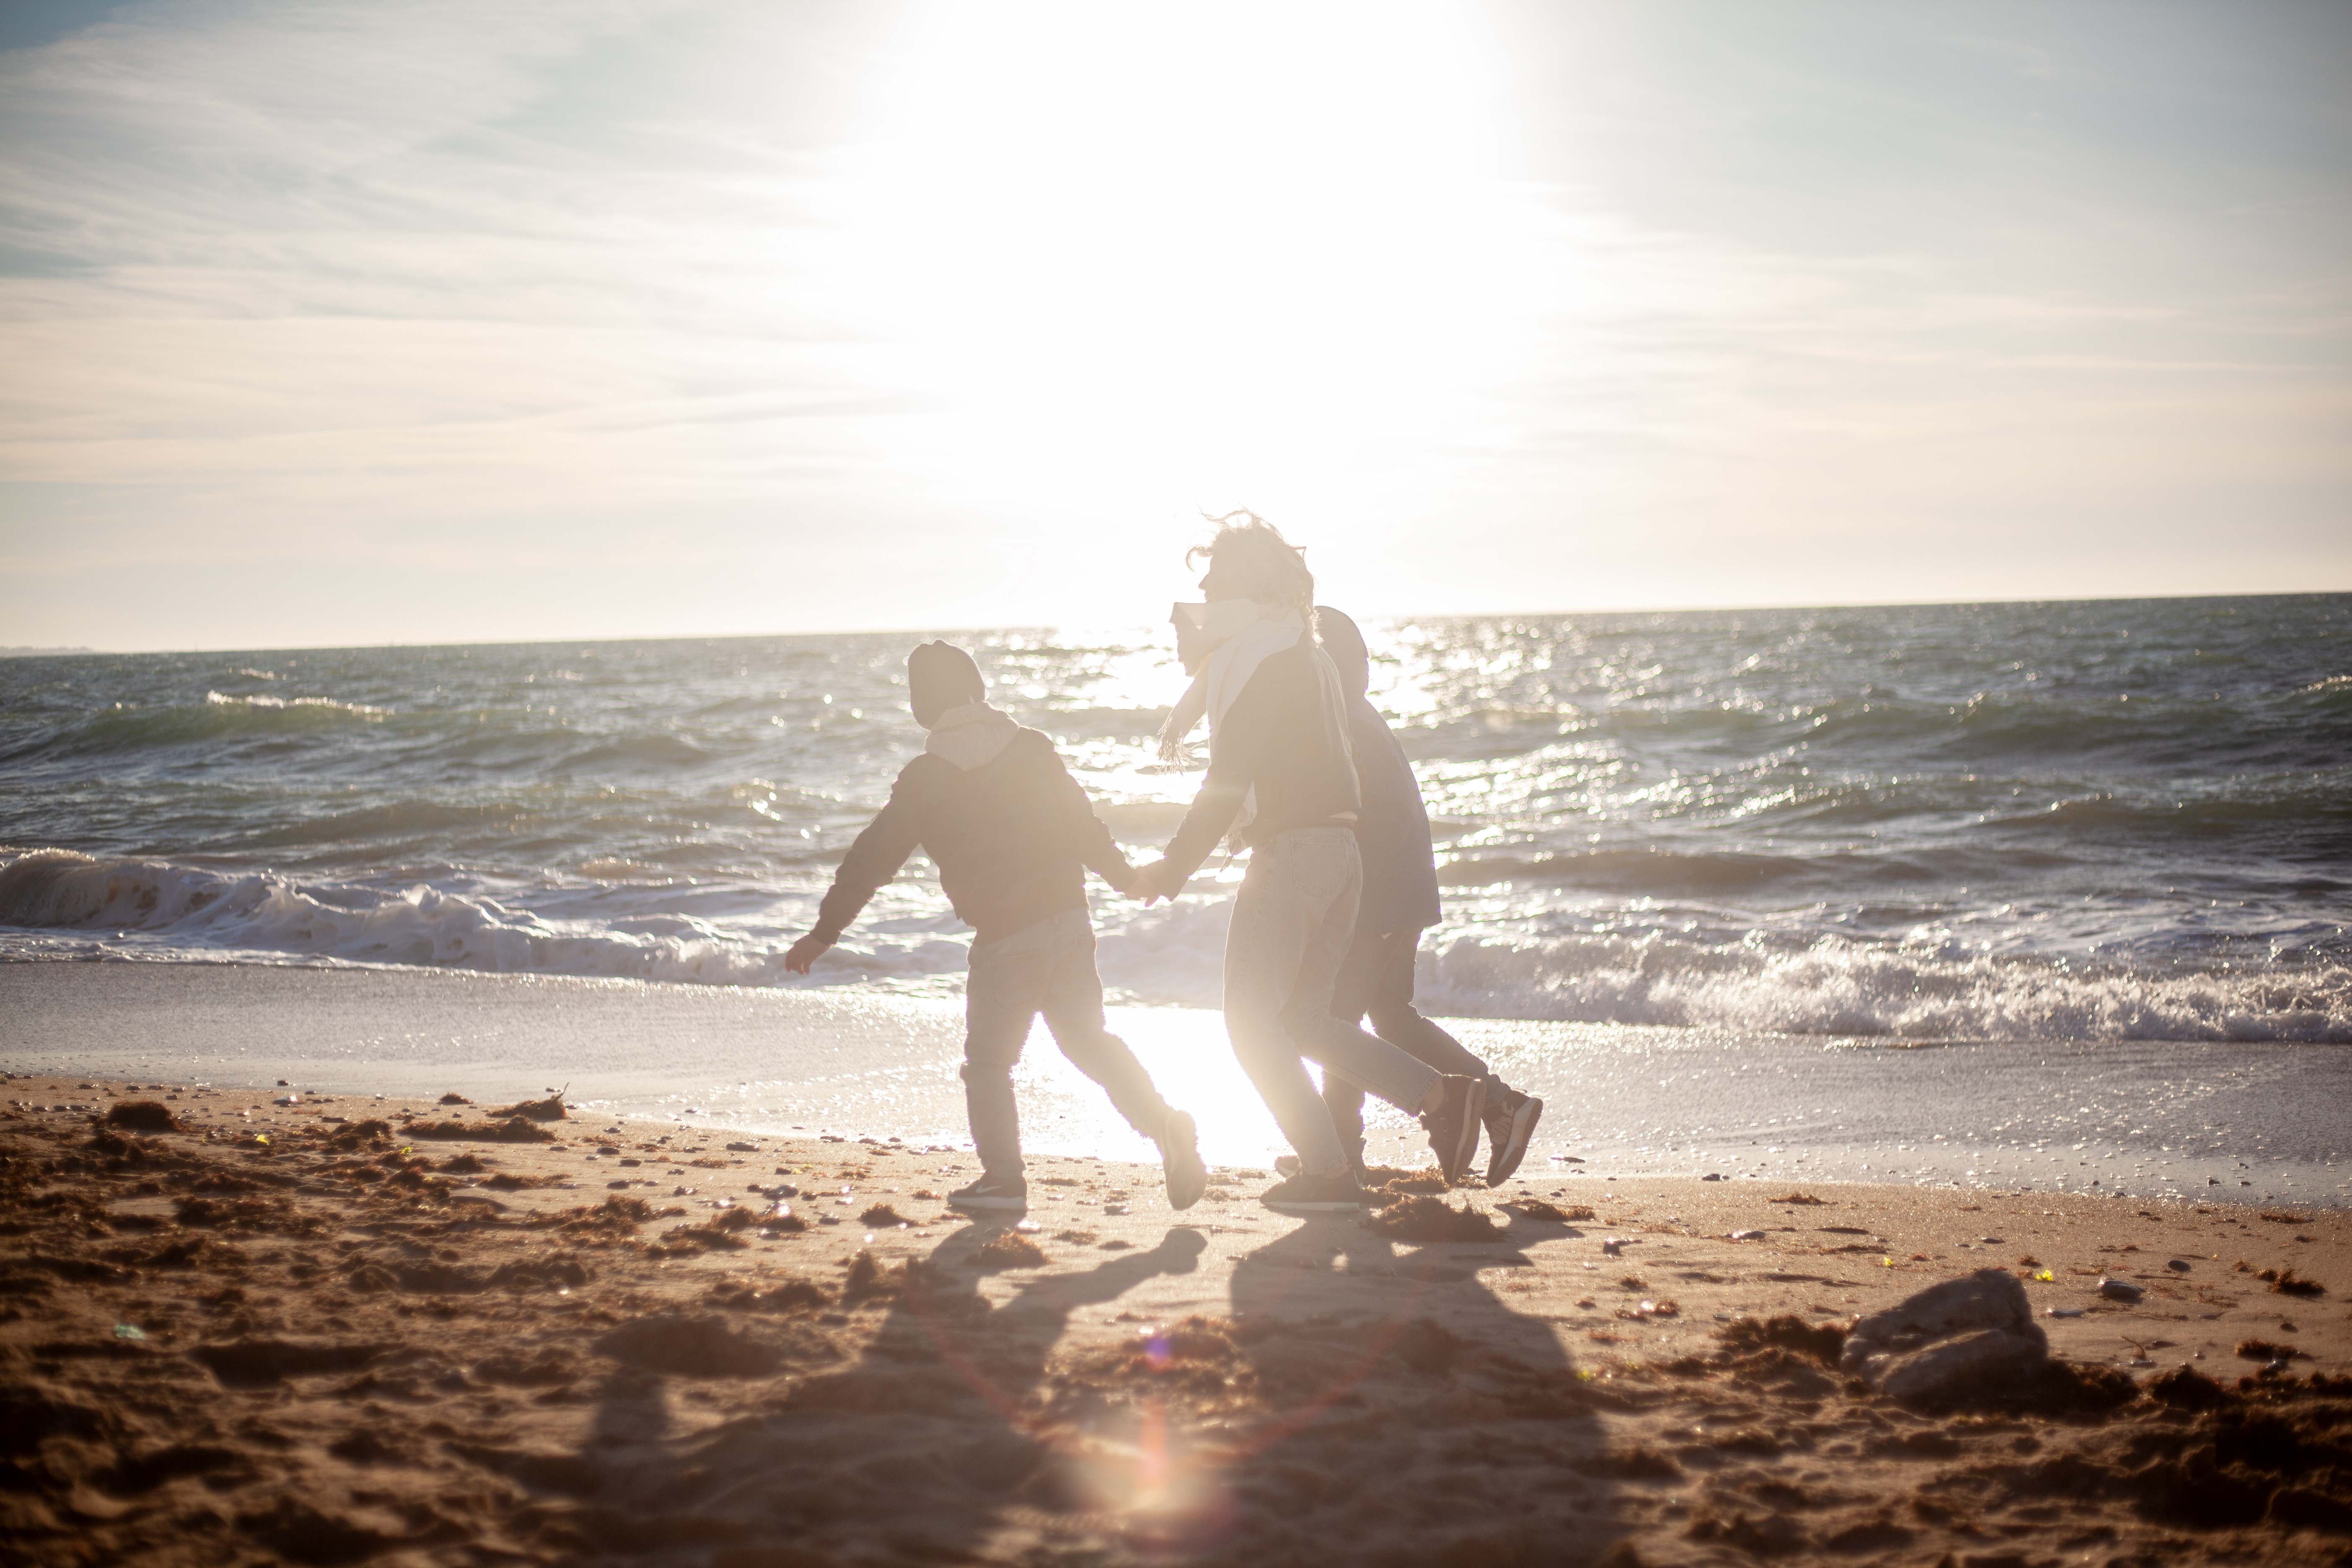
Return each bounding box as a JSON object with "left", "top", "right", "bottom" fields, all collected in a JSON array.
[
  {"left": 1125, "top": 859, "right": 1185, "bottom": 905},
  {"left": 783, "top": 933, "right": 832, "bottom": 974}
]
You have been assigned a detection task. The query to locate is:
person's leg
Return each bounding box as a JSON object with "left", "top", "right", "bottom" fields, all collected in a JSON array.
[
  {"left": 1362, "top": 927, "right": 1546, "bottom": 1185},
  {"left": 1361, "top": 929, "right": 1489, "bottom": 1078},
  {"left": 959, "top": 921, "right": 1055, "bottom": 1184},
  {"left": 1285, "top": 862, "right": 1485, "bottom": 1184},
  {"left": 1036, "top": 908, "right": 1207, "bottom": 1208},
  {"left": 1035, "top": 910, "right": 1173, "bottom": 1135},
  {"left": 1275, "top": 834, "right": 1443, "bottom": 1103},
  {"left": 1223, "top": 836, "right": 1351, "bottom": 1178},
  {"left": 1318, "top": 928, "right": 1381, "bottom": 1165}
]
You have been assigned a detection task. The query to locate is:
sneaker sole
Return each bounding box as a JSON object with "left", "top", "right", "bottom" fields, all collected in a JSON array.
[
  {"left": 1442, "top": 1078, "right": 1488, "bottom": 1186},
  {"left": 1486, "top": 1096, "right": 1544, "bottom": 1187},
  {"left": 946, "top": 1195, "right": 1028, "bottom": 1212},
  {"left": 1163, "top": 1110, "right": 1208, "bottom": 1211}
]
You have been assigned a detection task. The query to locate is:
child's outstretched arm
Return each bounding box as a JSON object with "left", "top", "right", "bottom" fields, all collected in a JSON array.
[{"left": 783, "top": 772, "right": 925, "bottom": 972}]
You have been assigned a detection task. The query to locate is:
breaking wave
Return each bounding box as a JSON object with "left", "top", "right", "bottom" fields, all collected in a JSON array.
[
  {"left": 0, "top": 848, "right": 962, "bottom": 990},
  {"left": 5, "top": 847, "right": 2344, "bottom": 1044},
  {"left": 1409, "top": 931, "right": 2352, "bottom": 1044}
]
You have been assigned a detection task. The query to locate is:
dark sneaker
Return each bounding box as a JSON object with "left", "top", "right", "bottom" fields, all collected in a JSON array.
[
  {"left": 946, "top": 1176, "right": 1028, "bottom": 1212},
  {"left": 1482, "top": 1086, "right": 1544, "bottom": 1187},
  {"left": 1160, "top": 1109, "right": 1208, "bottom": 1211},
  {"left": 1420, "top": 1075, "right": 1487, "bottom": 1186},
  {"left": 1258, "top": 1171, "right": 1367, "bottom": 1214}
]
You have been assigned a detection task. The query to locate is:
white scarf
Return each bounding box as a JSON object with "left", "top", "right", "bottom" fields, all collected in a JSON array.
[{"left": 1157, "top": 603, "right": 1352, "bottom": 836}]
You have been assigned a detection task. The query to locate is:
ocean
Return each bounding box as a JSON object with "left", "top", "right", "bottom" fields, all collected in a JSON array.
[{"left": 3, "top": 594, "right": 2347, "bottom": 1045}]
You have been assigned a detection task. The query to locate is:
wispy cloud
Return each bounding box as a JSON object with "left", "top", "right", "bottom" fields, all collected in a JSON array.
[{"left": 1, "top": 0, "right": 2347, "bottom": 649}]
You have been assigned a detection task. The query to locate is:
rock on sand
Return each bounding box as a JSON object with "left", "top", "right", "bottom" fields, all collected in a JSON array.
[{"left": 1841, "top": 1267, "right": 2048, "bottom": 1406}]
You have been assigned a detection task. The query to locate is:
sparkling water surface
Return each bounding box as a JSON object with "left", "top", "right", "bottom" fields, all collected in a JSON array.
[{"left": 3, "top": 594, "right": 2347, "bottom": 1042}]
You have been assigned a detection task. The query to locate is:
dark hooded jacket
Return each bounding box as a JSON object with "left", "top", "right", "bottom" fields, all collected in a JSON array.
[
  {"left": 1316, "top": 608, "right": 1442, "bottom": 934},
  {"left": 810, "top": 715, "right": 1132, "bottom": 946}
]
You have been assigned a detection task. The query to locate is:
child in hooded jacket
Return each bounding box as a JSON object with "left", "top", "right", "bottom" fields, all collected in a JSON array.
[{"left": 786, "top": 640, "right": 1206, "bottom": 1214}]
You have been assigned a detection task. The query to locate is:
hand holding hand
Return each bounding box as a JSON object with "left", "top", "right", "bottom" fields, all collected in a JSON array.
[
  {"left": 1127, "top": 859, "right": 1184, "bottom": 905},
  {"left": 783, "top": 933, "right": 832, "bottom": 975}
]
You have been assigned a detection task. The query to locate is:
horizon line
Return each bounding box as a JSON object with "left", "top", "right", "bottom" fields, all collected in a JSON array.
[{"left": 8, "top": 584, "right": 2346, "bottom": 660}]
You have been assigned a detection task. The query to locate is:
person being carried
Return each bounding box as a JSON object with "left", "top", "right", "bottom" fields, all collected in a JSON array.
[
  {"left": 1129, "top": 515, "right": 1486, "bottom": 1214},
  {"left": 1312, "top": 607, "right": 1545, "bottom": 1186},
  {"left": 785, "top": 640, "right": 1207, "bottom": 1217}
]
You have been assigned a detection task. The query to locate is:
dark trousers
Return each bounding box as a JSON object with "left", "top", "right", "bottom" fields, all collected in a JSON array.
[{"left": 1318, "top": 927, "right": 1489, "bottom": 1150}]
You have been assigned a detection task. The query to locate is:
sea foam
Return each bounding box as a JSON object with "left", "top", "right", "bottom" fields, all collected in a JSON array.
[{"left": 5, "top": 847, "right": 2344, "bottom": 1043}]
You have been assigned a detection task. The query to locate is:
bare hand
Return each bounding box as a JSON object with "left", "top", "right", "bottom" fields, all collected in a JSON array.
[
  {"left": 783, "top": 934, "right": 831, "bottom": 974},
  {"left": 1127, "top": 860, "right": 1184, "bottom": 905}
]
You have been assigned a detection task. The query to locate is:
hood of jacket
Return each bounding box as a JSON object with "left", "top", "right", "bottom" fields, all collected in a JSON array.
[
  {"left": 1314, "top": 606, "right": 1371, "bottom": 701},
  {"left": 924, "top": 701, "right": 1021, "bottom": 770}
]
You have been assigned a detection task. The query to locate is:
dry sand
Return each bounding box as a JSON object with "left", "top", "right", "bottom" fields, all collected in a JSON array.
[{"left": 4, "top": 1068, "right": 2347, "bottom": 1567}]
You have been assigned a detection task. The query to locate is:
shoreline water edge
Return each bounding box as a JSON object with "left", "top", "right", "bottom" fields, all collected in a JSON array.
[{"left": 4, "top": 961, "right": 2346, "bottom": 1210}]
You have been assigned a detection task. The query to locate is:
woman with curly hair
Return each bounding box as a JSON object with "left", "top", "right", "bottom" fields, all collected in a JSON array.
[{"left": 1130, "top": 513, "right": 1485, "bottom": 1213}]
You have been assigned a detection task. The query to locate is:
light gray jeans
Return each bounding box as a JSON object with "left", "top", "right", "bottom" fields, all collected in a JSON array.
[
  {"left": 964, "top": 907, "right": 1172, "bottom": 1179},
  {"left": 1223, "top": 826, "right": 1442, "bottom": 1176}
]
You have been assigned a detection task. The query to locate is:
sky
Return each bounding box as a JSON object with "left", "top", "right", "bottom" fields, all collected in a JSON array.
[{"left": 0, "top": 0, "right": 2347, "bottom": 652}]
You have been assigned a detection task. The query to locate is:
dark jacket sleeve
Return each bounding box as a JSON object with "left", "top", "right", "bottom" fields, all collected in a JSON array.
[
  {"left": 809, "top": 762, "right": 928, "bottom": 942},
  {"left": 1161, "top": 666, "right": 1282, "bottom": 880},
  {"left": 1045, "top": 743, "right": 1133, "bottom": 890},
  {"left": 1350, "top": 702, "right": 1443, "bottom": 934}
]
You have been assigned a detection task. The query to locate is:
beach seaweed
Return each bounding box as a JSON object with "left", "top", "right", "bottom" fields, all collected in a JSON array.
[
  {"left": 971, "top": 1230, "right": 1048, "bottom": 1269},
  {"left": 103, "top": 1101, "right": 178, "bottom": 1133},
  {"left": 1362, "top": 1194, "right": 1504, "bottom": 1242},
  {"left": 490, "top": 1091, "right": 568, "bottom": 1122}
]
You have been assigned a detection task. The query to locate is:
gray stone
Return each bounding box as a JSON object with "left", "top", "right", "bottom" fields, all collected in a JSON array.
[
  {"left": 1841, "top": 1268, "right": 2048, "bottom": 1406},
  {"left": 1877, "top": 1328, "right": 2050, "bottom": 1405},
  {"left": 2097, "top": 1277, "right": 2144, "bottom": 1302}
]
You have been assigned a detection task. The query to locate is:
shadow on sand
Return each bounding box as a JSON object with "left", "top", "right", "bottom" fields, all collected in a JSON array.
[{"left": 502, "top": 1209, "right": 1626, "bottom": 1565}]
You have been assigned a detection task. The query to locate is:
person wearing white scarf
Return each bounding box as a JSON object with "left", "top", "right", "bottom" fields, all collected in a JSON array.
[
  {"left": 1155, "top": 600, "right": 1354, "bottom": 840},
  {"left": 1130, "top": 518, "right": 1488, "bottom": 1210}
]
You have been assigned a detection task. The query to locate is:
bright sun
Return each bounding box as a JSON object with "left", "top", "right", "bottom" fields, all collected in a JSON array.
[{"left": 827, "top": 0, "right": 1547, "bottom": 534}]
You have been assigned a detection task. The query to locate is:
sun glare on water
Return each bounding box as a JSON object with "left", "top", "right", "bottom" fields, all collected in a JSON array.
[{"left": 831, "top": 1, "right": 1548, "bottom": 534}]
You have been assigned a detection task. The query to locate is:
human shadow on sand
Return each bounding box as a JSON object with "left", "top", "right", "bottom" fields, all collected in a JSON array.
[
  {"left": 472, "top": 1220, "right": 1208, "bottom": 1562},
  {"left": 1142, "top": 1211, "right": 1627, "bottom": 1565},
  {"left": 467, "top": 1209, "right": 1632, "bottom": 1565}
]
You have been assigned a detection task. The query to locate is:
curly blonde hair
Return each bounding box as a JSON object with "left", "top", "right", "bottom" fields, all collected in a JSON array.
[{"left": 1188, "top": 510, "right": 1314, "bottom": 618}]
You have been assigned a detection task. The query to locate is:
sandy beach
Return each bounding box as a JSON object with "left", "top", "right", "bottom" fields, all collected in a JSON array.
[
  {"left": 5, "top": 1067, "right": 2346, "bottom": 1567},
  {"left": 5, "top": 0, "right": 2348, "bottom": 1561}
]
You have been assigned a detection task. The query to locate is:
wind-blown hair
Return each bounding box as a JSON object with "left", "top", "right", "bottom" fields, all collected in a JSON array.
[{"left": 1188, "top": 510, "right": 1314, "bottom": 619}]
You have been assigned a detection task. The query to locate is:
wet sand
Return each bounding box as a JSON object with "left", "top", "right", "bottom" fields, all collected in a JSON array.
[
  {"left": 8, "top": 961, "right": 2347, "bottom": 1207},
  {"left": 5, "top": 1069, "right": 2348, "bottom": 1566}
]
